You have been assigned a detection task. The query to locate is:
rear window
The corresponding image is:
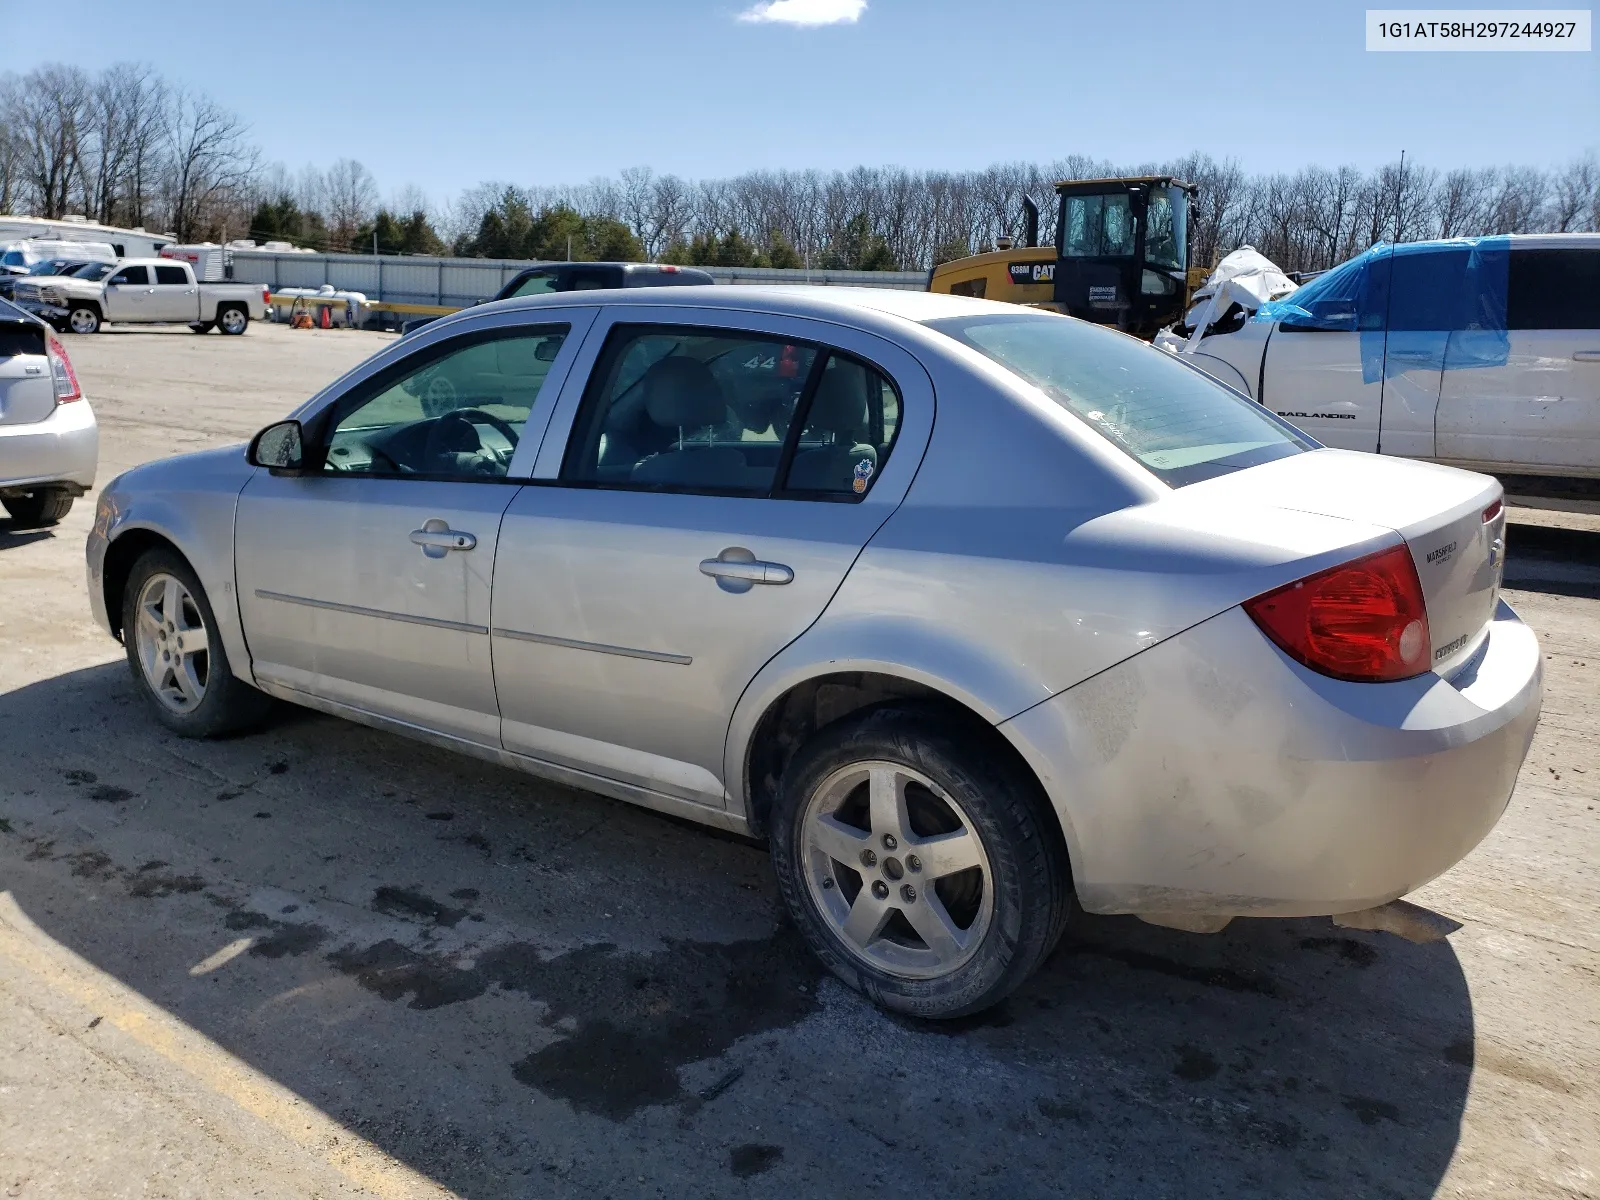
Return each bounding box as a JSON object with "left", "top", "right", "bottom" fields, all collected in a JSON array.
[
  {"left": 1508, "top": 248, "right": 1600, "bottom": 330},
  {"left": 0, "top": 320, "right": 46, "bottom": 358},
  {"left": 926, "top": 313, "right": 1313, "bottom": 487}
]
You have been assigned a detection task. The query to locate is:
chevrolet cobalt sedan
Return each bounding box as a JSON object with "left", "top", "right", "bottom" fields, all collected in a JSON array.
[{"left": 87, "top": 287, "right": 1542, "bottom": 1017}]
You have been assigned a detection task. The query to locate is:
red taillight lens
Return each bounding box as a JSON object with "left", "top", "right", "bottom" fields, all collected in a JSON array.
[
  {"left": 262, "top": 286, "right": 271, "bottom": 307},
  {"left": 1243, "top": 544, "right": 1430, "bottom": 682},
  {"left": 1482, "top": 499, "right": 1503, "bottom": 523},
  {"left": 46, "top": 333, "right": 82, "bottom": 403}
]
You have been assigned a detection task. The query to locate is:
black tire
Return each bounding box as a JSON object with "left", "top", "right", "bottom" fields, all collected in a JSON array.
[
  {"left": 121, "top": 548, "right": 275, "bottom": 737},
  {"left": 189, "top": 321, "right": 214, "bottom": 334},
  {"left": 770, "top": 704, "right": 1072, "bottom": 1019},
  {"left": 3, "top": 490, "right": 74, "bottom": 526},
  {"left": 67, "top": 304, "right": 101, "bottom": 335},
  {"left": 217, "top": 305, "right": 248, "bottom": 335}
]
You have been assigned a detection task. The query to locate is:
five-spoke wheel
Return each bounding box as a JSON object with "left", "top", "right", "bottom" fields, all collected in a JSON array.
[
  {"left": 133, "top": 572, "right": 210, "bottom": 713},
  {"left": 802, "top": 761, "right": 993, "bottom": 979},
  {"left": 772, "top": 705, "right": 1072, "bottom": 1019},
  {"left": 121, "top": 548, "right": 275, "bottom": 737}
]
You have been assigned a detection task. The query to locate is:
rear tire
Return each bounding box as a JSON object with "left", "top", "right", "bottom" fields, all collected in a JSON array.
[
  {"left": 3, "top": 490, "right": 75, "bottom": 526},
  {"left": 67, "top": 305, "right": 100, "bottom": 335},
  {"left": 121, "top": 548, "right": 276, "bottom": 737},
  {"left": 217, "top": 305, "right": 248, "bottom": 335},
  {"left": 189, "top": 321, "right": 214, "bottom": 334},
  {"left": 770, "top": 704, "right": 1072, "bottom": 1019}
]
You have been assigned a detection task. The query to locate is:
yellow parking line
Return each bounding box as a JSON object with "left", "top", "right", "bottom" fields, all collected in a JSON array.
[{"left": 0, "top": 891, "right": 452, "bottom": 1200}]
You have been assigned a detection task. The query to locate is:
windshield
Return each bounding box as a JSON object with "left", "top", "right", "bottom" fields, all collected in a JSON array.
[
  {"left": 29, "top": 260, "right": 77, "bottom": 276},
  {"left": 1061, "top": 193, "right": 1135, "bottom": 258},
  {"left": 1145, "top": 187, "right": 1187, "bottom": 271},
  {"left": 72, "top": 262, "right": 114, "bottom": 281},
  {"left": 926, "top": 313, "right": 1313, "bottom": 487}
]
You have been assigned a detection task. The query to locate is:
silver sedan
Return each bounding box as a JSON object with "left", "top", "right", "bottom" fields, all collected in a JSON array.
[{"left": 86, "top": 287, "right": 1542, "bottom": 1017}]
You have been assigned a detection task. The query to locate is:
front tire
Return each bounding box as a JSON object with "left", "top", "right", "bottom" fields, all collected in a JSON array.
[
  {"left": 770, "top": 705, "right": 1072, "bottom": 1019},
  {"left": 217, "top": 305, "right": 248, "bottom": 335},
  {"left": 3, "top": 490, "right": 74, "bottom": 526},
  {"left": 67, "top": 305, "right": 101, "bottom": 335},
  {"left": 121, "top": 548, "right": 275, "bottom": 737}
]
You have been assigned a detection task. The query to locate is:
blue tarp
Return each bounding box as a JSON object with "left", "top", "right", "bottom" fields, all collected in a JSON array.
[{"left": 1254, "top": 236, "right": 1510, "bottom": 381}]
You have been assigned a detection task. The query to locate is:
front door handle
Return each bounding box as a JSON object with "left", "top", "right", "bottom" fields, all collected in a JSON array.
[
  {"left": 1574, "top": 350, "right": 1600, "bottom": 362},
  {"left": 410, "top": 518, "right": 476, "bottom": 559},
  {"left": 700, "top": 547, "right": 793, "bottom": 593}
]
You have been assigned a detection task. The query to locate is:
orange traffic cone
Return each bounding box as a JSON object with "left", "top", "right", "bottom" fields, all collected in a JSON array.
[{"left": 319, "top": 304, "right": 331, "bottom": 329}]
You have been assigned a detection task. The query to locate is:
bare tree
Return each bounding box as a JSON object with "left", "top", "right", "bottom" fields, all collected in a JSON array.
[
  {"left": 1548, "top": 152, "right": 1598, "bottom": 232},
  {"left": 165, "top": 89, "right": 256, "bottom": 240},
  {"left": 8, "top": 64, "right": 90, "bottom": 218},
  {"left": 323, "top": 158, "right": 377, "bottom": 248}
]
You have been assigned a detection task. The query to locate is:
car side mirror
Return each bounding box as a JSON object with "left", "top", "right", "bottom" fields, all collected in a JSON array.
[{"left": 248, "top": 419, "right": 306, "bottom": 473}]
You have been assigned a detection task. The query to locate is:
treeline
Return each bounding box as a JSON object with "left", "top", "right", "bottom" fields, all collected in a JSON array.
[{"left": 3, "top": 62, "right": 1596, "bottom": 272}]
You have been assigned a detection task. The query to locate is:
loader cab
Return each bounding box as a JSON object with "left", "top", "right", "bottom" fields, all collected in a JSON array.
[{"left": 1052, "top": 177, "right": 1196, "bottom": 336}]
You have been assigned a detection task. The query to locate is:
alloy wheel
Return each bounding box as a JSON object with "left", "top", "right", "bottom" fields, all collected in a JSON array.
[
  {"left": 133, "top": 573, "right": 210, "bottom": 713},
  {"left": 801, "top": 760, "right": 994, "bottom": 980},
  {"left": 220, "top": 307, "right": 246, "bottom": 334}
]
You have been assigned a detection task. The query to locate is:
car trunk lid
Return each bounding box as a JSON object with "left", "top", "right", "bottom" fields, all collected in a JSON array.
[
  {"left": 0, "top": 317, "right": 56, "bottom": 427},
  {"left": 1181, "top": 448, "right": 1504, "bottom": 676}
]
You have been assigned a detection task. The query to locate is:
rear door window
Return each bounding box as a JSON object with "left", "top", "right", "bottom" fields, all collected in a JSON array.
[
  {"left": 1508, "top": 248, "right": 1600, "bottom": 330},
  {"left": 928, "top": 312, "right": 1311, "bottom": 487},
  {"left": 561, "top": 324, "right": 902, "bottom": 499},
  {"left": 153, "top": 265, "right": 189, "bottom": 285}
]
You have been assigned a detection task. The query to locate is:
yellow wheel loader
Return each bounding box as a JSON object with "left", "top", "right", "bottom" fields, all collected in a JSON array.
[{"left": 929, "top": 176, "right": 1204, "bottom": 338}]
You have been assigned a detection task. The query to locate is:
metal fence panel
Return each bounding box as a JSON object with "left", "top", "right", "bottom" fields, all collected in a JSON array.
[{"left": 230, "top": 251, "right": 929, "bottom": 305}]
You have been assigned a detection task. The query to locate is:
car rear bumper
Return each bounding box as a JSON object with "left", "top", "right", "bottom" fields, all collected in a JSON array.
[
  {"left": 1001, "top": 600, "right": 1542, "bottom": 919},
  {"left": 0, "top": 399, "right": 98, "bottom": 494}
]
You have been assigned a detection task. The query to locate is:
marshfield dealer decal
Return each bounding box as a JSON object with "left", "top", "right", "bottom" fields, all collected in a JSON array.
[{"left": 1008, "top": 261, "right": 1055, "bottom": 285}]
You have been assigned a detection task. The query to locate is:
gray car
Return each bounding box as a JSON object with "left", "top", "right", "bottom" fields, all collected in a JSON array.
[{"left": 86, "top": 286, "right": 1542, "bottom": 1017}]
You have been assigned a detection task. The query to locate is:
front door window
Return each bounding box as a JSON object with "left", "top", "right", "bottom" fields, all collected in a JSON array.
[{"left": 321, "top": 326, "right": 569, "bottom": 478}]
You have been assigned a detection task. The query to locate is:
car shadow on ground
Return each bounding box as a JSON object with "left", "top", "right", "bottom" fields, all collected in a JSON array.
[
  {"left": 0, "top": 518, "right": 57, "bottom": 549},
  {"left": 0, "top": 662, "right": 1474, "bottom": 1198},
  {"left": 1504, "top": 523, "right": 1600, "bottom": 599}
]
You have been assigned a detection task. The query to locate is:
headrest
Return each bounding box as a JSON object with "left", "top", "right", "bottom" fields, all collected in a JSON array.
[
  {"left": 643, "top": 357, "right": 727, "bottom": 430},
  {"left": 805, "top": 363, "right": 869, "bottom": 436}
]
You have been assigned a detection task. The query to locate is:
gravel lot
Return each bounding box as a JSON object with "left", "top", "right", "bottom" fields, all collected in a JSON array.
[{"left": 2, "top": 322, "right": 1598, "bottom": 1199}]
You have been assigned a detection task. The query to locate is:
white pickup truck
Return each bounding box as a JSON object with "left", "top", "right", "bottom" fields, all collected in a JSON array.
[{"left": 13, "top": 258, "right": 269, "bottom": 336}]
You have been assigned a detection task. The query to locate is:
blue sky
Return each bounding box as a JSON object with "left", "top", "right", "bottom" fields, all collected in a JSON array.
[{"left": 3, "top": 0, "right": 1594, "bottom": 203}]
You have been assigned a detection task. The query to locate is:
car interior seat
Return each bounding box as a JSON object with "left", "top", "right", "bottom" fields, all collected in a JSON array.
[
  {"left": 630, "top": 357, "right": 749, "bottom": 487},
  {"left": 786, "top": 360, "right": 878, "bottom": 493}
]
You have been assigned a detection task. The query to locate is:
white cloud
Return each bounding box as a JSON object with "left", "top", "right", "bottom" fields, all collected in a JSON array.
[{"left": 737, "top": 0, "right": 866, "bottom": 26}]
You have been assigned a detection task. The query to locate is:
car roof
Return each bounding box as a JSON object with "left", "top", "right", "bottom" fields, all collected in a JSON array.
[{"left": 480, "top": 284, "right": 1017, "bottom": 335}]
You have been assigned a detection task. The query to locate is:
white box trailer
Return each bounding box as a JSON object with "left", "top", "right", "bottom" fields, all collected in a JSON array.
[
  {"left": 159, "top": 243, "right": 229, "bottom": 281},
  {"left": 0, "top": 215, "right": 170, "bottom": 260}
]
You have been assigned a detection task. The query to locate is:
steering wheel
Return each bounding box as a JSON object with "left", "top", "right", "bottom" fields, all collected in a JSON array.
[{"left": 449, "top": 407, "right": 520, "bottom": 448}]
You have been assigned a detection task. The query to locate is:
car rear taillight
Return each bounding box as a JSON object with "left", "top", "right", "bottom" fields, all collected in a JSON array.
[
  {"left": 262, "top": 285, "right": 271, "bottom": 307},
  {"left": 46, "top": 333, "right": 82, "bottom": 403},
  {"left": 1482, "top": 499, "right": 1503, "bottom": 523},
  {"left": 1243, "top": 544, "right": 1430, "bottom": 682}
]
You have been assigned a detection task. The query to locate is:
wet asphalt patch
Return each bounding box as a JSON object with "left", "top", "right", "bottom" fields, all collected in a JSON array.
[{"left": 326, "top": 924, "right": 823, "bottom": 1120}]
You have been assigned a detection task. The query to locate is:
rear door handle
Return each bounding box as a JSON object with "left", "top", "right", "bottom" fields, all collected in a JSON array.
[
  {"left": 410, "top": 519, "right": 476, "bottom": 558},
  {"left": 700, "top": 548, "right": 793, "bottom": 591},
  {"left": 1573, "top": 350, "right": 1600, "bottom": 362}
]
